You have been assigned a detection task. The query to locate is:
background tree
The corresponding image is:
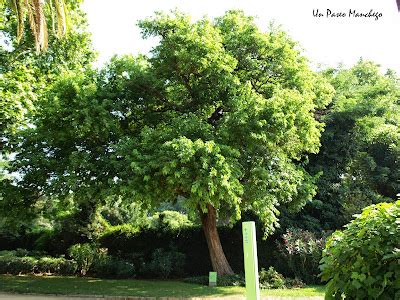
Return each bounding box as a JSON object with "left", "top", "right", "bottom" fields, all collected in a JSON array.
[
  {"left": 282, "top": 60, "right": 400, "bottom": 230},
  {"left": 0, "top": 0, "right": 94, "bottom": 138},
  {"left": 8, "top": 10, "right": 333, "bottom": 275},
  {"left": 0, "top": 0, "right": 95, "bottom": 230}
]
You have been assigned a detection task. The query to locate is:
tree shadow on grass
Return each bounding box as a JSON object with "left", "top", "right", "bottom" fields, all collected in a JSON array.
[{"left": 0, "top": 275, "right": 243, "bottom": 297}]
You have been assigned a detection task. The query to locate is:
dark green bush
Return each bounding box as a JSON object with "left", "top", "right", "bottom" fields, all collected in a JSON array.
[
  {"left": 217, "top": 274, "right": 245, "bottom": 286},
  {"left": 284, "top": 277, "right": 305, "bottom": 288},
  {"left": 320, "top": 201, "right": 400, "bottom": 299},
  {"left": 259, "top": 267, "right": 286, "bottom": 289},
  {"left": 277, "top": 228, "right": 326, "bottom": 284},
  {"left": 143, "top": 247, "right": 186, "bottom": 278},
  {"left": 36, "top": 257, "right": 77, "bottom": 274},
  {"left": 0, "top": 256, "right": 36, "bottom": 274},
  {"left": 92, "top": 256, "right": 135, "bottom": 278},
  {"left": 68, "top": 243, "right": 99, "bottom": 276},
  {"left": 184, "top": 268, "right": 301, "bottom": 289},
  {"left": 0, "top": 252, "right": 76, "bottom": 275}
]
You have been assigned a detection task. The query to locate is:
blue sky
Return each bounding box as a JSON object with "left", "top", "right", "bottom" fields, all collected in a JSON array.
[{"left": 82, "top": 0, "right": 400, "bottom": 73}]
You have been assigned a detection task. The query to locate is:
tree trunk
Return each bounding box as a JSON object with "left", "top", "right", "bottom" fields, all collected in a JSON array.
[{"left": 199, "top": 203, "right": 234, "bottom": 275}]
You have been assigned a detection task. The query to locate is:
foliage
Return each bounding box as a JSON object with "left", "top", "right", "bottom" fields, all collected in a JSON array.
[
  {"left": 0, "top": 250, "right": 76, "bottom": 275},
  {"left": 100, "top": 197, "right": 149, "bottom": 227},
  {"left": 0, "top": 0, "right": 96, "bottom": 234},
  {"left": 92, "top": 255, "right": 135, "bottom": 279},
  {"left": 148, "top": 210, "right": 194, "bottom": 231},
  {"left": 259, "top": 267, "right": 286, "bottom": 289},
  {"left": 287, "top": 61, "right": 400, "bottom": 230},
  {"left": 7, "top": 11, "right": 333, "bottom": 273},
  {"left": 0, "top": 0, "right": 95, "bottom": 137},
  {"left": 143, "top": 247, "right": 186, "bottom": 279},
  {"left": 3, "top": 0, "right": 72, "bottom": 52},
  {"left": 277, "top": 228, "right": 326, "bottom": 284},
  {"left": 68, "top": 243, "right": 100, "bottom": 276},
  {"left": 184, "top": 267, "right": 303, "bottom": 289},
  {"left": 320, "top": 201, "right": 400, "bottom": 299}
]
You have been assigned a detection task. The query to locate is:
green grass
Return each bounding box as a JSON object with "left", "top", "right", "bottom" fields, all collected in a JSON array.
[{"left": 0, "top": 275, "right": 325, "bottom": 298}]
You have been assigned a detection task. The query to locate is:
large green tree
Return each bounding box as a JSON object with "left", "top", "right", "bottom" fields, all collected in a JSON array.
[
  {"left": 283, "top": 60, "right": 400, "bottom": 230},
  {"left": 9, "top": 10, "right": 333, "bottom": 274},
  {"left": 0, "top": 0, "right": 95, "bottom": 227},
  {"left": 0, "top": 0, "right": 94, "bottom": 138}
]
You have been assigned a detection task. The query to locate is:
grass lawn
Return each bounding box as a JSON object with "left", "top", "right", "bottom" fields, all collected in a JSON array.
[{"left": 0, "top": 275, "right": 325, "bottom": 298}]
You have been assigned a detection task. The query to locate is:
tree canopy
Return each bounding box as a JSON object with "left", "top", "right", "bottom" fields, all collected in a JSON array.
[
  {"left": 5, "top": 10, "right": 334, "bottom": 274},
  {"left": 0, "top": 0, "right": 95, "bottom": 226},
  {"left": 283, "top": 60, "right": 400, "bottom": 230}
]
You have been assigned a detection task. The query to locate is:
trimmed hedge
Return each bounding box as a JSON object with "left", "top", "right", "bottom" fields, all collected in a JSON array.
[{"left": 0, "top": 252, "right": 77, "bottom": 275}]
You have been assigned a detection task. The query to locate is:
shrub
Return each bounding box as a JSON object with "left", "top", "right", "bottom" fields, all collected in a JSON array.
[
  {"left": 101, "top": 224, "right": 140, "bottom": 238},
  {"left": 92, "top": 256, "right": 135, "bottom": 278},
  {"left": 143, "top": 247, "right": 186, "bottom": 278},
  {"left": 68, "top": 243, "right": 99, "bottom": 276},
  {"left": 277, "top": 228, "right": 326, "bottom": 284},
  {"left": 36, "top": 257, "right": 77, "bottom": 275},
  {"left": 284, "top": 277, "right": 305, "bottom": 289},
  {"left": 259, "top": 267, "right": 286, "bottom": 289},
  {"left": 320, "top": 201, "right": 400, "bottom": 299},
  {"left": 0, "top": 251, "right": 76, "bottom": 275},
  {"left": 217, "top": 274, "right": 245, "bottom": 286},
  {"left": 0, "top": 256, "right": 36, "bottom": 274},
  {"left": 184, "top": 268, "right": 300, "bottom": 289}
]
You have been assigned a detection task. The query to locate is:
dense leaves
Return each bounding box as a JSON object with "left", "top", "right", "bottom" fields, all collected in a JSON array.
[
  {"left": 320, "top": 201, "right": 400, "bottom": 299},
  {"left": 8, "top": 10, "right": 333, "bottom": 236},
  {"left": 284, "top": 61, "right": 400, "bottom": 230}
]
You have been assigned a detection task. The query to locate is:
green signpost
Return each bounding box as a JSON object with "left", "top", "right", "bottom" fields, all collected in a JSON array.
[
  {"left": 242, "top": 221, "right": 260, "bottom": 300},
  {"left": 209, "top": 271, "right": 217, "bottom": 286}
]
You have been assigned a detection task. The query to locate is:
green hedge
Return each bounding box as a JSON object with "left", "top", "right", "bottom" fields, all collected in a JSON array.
[
  {"left": 98, "top": 221, "right": 282, "bottom": 277},
  {"left": 0, "top": 251, "right": 77, "bottom": 275}
]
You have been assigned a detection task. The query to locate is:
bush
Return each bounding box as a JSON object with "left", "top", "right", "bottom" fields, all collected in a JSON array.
[
  {"left": 36, "top": 257, "right": 77, "bottom": 274},
  {"left": 92, "top": 256, "right": 135, "bottom": 278},
  {"left": 143, "top": 247, "right": 186, "bottom": 278},
  {"left": 0, "top": 256, "right": 36, "bottom": 274},
  {"left": 284, "top": 277, "right": 305, "bottom": 289},
  {"left": 277, "top": 228, "right": 325, "bottom": 284},
  {"left": 259, "top": 267, "right": 286, "bottom": 289},
  {"left": 320, "top": 201, "right": 400, "bottom": 299},
  {"left": 0, "top": 251, "right": 76, "bottom": 275},
  {"left": 184, "top": 268, "right": 300, "bottom": 289},
  {"left": 217, "top": 274, "right": 245, "bottom": 286},
  {"left": 68, "top": 243, "right": 99, "bottom": 276}
]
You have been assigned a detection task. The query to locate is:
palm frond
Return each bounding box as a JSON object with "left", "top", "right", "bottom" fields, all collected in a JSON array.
[
  {"left": 27, "top": 0, "right": 48, "bottom": 52},
  {"left": 53, "top": 0, "right": 66, "bottom": 37},
  {"left": 8, "top": 0, "right": 68, "bottom": 52},
  {"left": 9, "top": 0, "right": 26, "bottom": 42}
]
